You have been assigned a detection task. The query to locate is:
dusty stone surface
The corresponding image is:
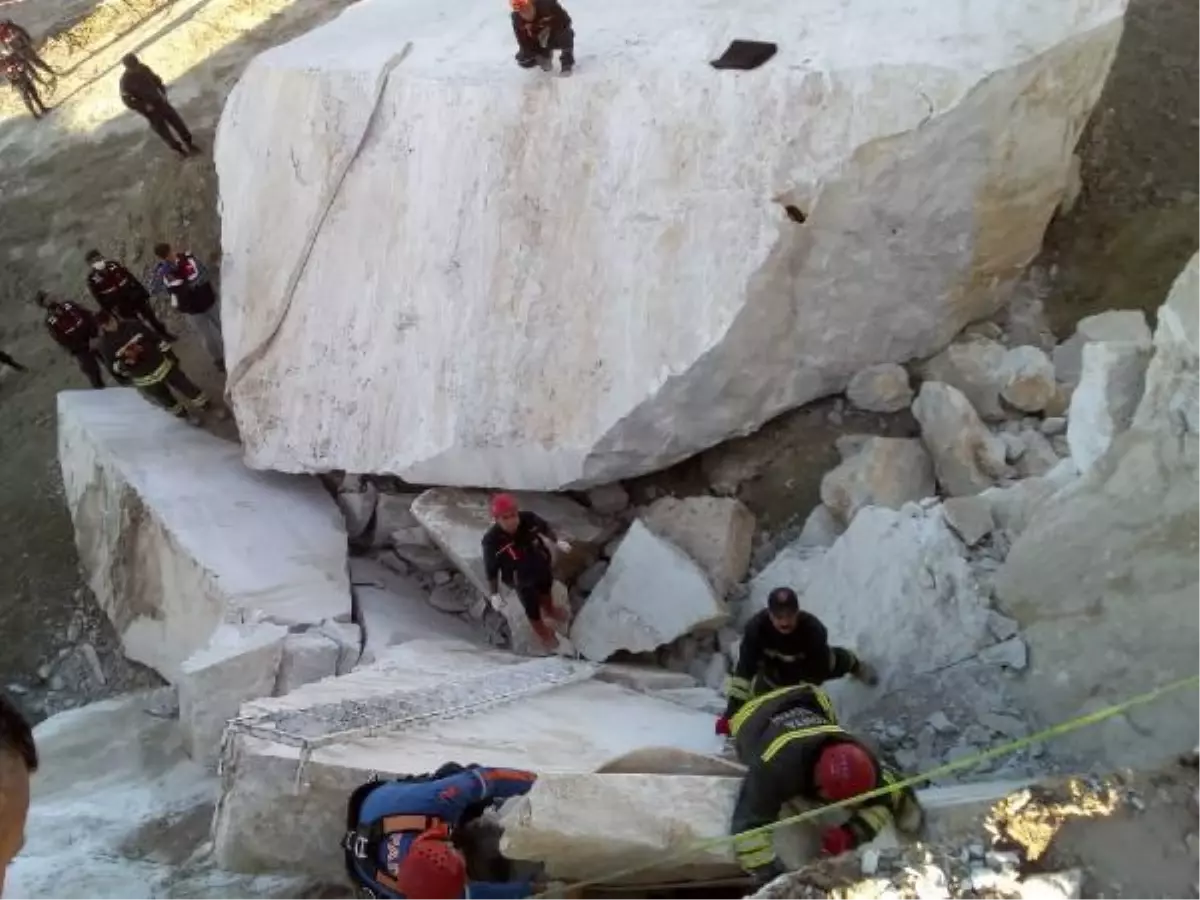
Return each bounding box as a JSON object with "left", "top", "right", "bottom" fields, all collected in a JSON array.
[
  {"left": 275, "top": 630, "right": 341, "bottom": 695},
  {"left": 978, "top": 460, "right": 1078, "bottom": 545},
  {"left": 747, "top": 507, "right": 991, "bottom": 717},
  {"left": 820, "top": 437, "right": 936, "bottom": 525},
  {"left": 570, "top": 521, "right": 727, "bottom": 661},
  {"left": 640, "top": 495, "right": 755, "bottom": 596},
  {"left": 1014, "top": 429, "right": 1061, "bottom": 478},
  {"left": 919, "top": 338, "right": 1009, "bottom": 421},
  {"left": 941, "top": 495, "right": 994, "bottom": 546},
  {"left": 212, "top": 640, "right": 723, "bottom": 879},
  {"left": 178, "top": 620, "right": 289, "bottom": 768},
  {"left": 335, "top": 482, "right": 377, "bottom": 539},
  {"left": 586, "top": 483, "right": 630, "bottom": 515},
  {"left": 846, "top": 364, "right": 914, "bottom": 413},
  {"left": 6, "top": 689, "right": 327, "bottom": 899},
  {"left": 1066, "top": 341, "right": 1151, "bottom": 473},
  {"left": 999, "top": 346, "right": 1057, "bottom": 412},
  {"left": 997, "top": 271, "right": 1199, "bottom": 768},
  {"left": 57, "top": 389, "right": 351, "bottom": 684},
  {"left": 1052, "top": 309, "right": 1153, "bottom": 386},
  {"left": 410, "top": 488, "right": 614, "bottom": 595},
  {"left": 912, "top": 382, "right": 1009, "bottom": 495},
  {"left": 218, "top": 0, "right": 1124, "bottom": 488}
]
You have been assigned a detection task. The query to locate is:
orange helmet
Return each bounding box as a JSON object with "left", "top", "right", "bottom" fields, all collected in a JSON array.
[
  {"left": 393, "top": 835, "right": 467, "bottom": 900},
  {"left": 814, "top": 743, "right": 876, "bottom": 801}
]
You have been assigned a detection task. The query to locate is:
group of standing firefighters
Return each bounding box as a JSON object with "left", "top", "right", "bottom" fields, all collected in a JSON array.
[{"left": 7, "top": 1, "right": 924, "bottom": 896}]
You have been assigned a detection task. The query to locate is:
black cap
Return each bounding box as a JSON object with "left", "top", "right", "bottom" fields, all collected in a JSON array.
[{"left": 767, "top": 586, "right": 799, "bottom": 614}]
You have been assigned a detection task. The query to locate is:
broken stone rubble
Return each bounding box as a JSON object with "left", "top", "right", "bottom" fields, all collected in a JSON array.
[
  {"left": 819, "top": 436, "right": 936, "bottom": 526},
  {"left": 1052, "top": 309, "right": 1152, "bottom": 387},
  {"left": 846, "top": 363, "right": 914, "bottom": 413},
  {"left": 1066, "top": 340, "right": 1151, "bottom": 474},
  {"left": 998, "top": 345, "right": 1057, "bottom": 413},
  {"left": 639, "top": 495, "right": 755, "bottom": 596},
  {"left": 912, "top": 381, "right": 1008, "bottom": 496},
  {"left": 919, "top": 337, "right": 1010, "bottom": 421}
]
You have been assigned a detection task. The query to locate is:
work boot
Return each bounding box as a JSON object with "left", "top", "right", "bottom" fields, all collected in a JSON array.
[{"left": 529, "top": 618, "right": 558, "bottom": 649}]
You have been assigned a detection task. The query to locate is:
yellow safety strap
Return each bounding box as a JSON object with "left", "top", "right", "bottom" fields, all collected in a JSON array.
[{"left": 533, "top": 674, "right": 1200, "bottom": 897}]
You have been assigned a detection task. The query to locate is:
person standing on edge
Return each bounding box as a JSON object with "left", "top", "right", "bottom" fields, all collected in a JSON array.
[
  {"left": 510, "top": 0, "right": 574, "bottom": 77},
  {"left": 36, "top": 291, "right": 116, "bottom": 388},
  {"left": 152, "top": 242, "right": 224, "bottom": 372},
  {"left": 85, "top": 249, "right": 177, "bottom": 341},
  {"left": 0, "top": 692, "right": 37, "bottom": 894},
  {"left": 716, "top": 586, "right": 878, "bottom": 736},
  {"left": 0, "top": 20, "right": 55, "bottom": 84},
  {"left": 118, "top": 53, "right": 197, "bottom": 158},
  {"left": 1, "top": 53, "right": 47, "bottom": 119},
  {"left": 482, "top": 493, "right": 572, "bottom": 650},
  {"left": 95, "top": 311, "right": 222, "bottom": 422}
]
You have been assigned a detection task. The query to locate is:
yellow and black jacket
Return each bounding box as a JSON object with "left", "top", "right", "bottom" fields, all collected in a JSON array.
[
  {"left": 724, "top": 609, "right": 862, "bottom": 719},
  {"left": 729, "top": 684, "right": 922, "bottom": 875}
]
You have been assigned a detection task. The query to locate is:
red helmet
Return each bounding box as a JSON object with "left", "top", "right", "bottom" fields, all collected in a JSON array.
[
  {"left": 814, "top": 743, "right": 876, "bottom": 801},
  {"left": 510, "top": 0, "right": 532, "bottom": 9},
  {"left": 490, "top": 493, "right": 519, "bottom": 518},
  {"left": 393, "top": 835, "right": 467, "bottom": 900}
]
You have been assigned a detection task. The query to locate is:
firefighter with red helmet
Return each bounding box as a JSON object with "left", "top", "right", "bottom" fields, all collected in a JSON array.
[
  {"left": 36, "top": 291, "right": 112, "bottom": 389},
  {"left": 509, "top": 0, "right": 574, "bottom": 76},
  {"left": 728, "top": 683, "right": 924, "bottom": 887}
]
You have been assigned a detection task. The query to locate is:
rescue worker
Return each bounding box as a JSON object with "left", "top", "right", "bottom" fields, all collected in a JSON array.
[
  {"left": 344, "top": 762, "right": 543, "bottom": 898},
  {"left": 1, "top": 52, "right": 47, "bottom": 119},
  {"left": 95, "top": 311, "right": 220, "bottom": 421},
  {"left": 717, "top": 586, "right": 877, "bottom": 736},
  {"left": 482, "top": 493, "right": 571, "bottom": 650},
  {"left": 729, "top": 683, "right": 924, "bottom": 887},
  {"left": 510, "top": 0, "right": 574, "bottom": 77},
  {"left": 152, "top": 242, "right": 224, "bottom": 372},
  {"left": 0, "top": 20, "right": 54, "bottom": 84},
  {"left": 36, "top": 291, "right": 113, "bottom": 389},
  {"left": 84, "top": 249, "right": 177, "bottom": 341},
  {"left": 119, "top": 53, "right": 197, "bottom": 158}
]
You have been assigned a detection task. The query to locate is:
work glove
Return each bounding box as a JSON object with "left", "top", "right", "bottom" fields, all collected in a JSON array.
[
  {"left": 715, "top": 715, "right": 731, "bottom": 736},
  {"left": 854, "top": 659, "right": 879, "bottom": 687},
  {"left": 555, "top": 539, "right": 572, "bottom": 553},
  {"left": 819, "top": 825, "right": 857, "bottom": 857}
]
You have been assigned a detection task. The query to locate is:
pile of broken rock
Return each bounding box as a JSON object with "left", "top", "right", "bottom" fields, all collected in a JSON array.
[{"left": 27, "top": 254, "right": 1196, "bottom": 896}]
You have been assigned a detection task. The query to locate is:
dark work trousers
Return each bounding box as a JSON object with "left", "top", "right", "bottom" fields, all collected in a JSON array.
[
  {"left": 0, "top": 350, "right": 26, "bottom": 371},
  {"left": 71, "top": 348, "right": 105, "bottom": 388},
  {"left": 139, "top": 365, "right": 207, "bottom": 415},
  {"left": 117, "top": 300, "right": 175, "bottom": 342},
  {"left": 9, "top": 71, "right": 46, "bottom": 118},
  {"left": 519, "top": 27, "right": 575, "bottom": 70},
  {"left": 138, "top": 101, "right": 193, "bottom": 153},
  {"left": 15, "top": 46, "right": 54, "bottom": 82},
  {"left": 515, "top": 577, "right": 553, "bottom": 624}
]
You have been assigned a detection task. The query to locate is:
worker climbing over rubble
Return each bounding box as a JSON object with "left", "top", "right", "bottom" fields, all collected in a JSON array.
[
  {"left": 1, "top": 52, "right": 48, "bottom": 119},
  {"left": 482, "top": 493, "right": 572, "bottom": 651},
  {"left": 344, "top": 761, "right": 544, "bottom": 898},
  {"left": 95, "top": 311, "right": 222, "bottom": 422},
  {"left": 119, "top": 53, "right": 199, "bottom": 158},
  {"left": 85, "top": 249, "right": 177, "bottom": 342},
  {"left": 36, "top": 291, "right": 119, "bottom": 389},
  {"left": 716, "top": 586, "right": 877, "bottom": 736},
  {"left": 152, "top": 242, "right": 224, "bottom": 372},
  {"left": 728, "top": 682, "right": 924, "bottom": 887},
  {"left": 0, "top": 20, "right": 55, "bottom": 84},
  {"left": 510, "top": 0, "right": 575, "bottom": 77}
]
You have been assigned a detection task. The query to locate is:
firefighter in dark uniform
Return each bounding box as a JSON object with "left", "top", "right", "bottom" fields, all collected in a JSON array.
[
  {"left": 85, "top": 249, "right": 177, "bottom": 341},
  {"left": 36, "top": 291, "right": 115, "bottom": 389},
  {"left": 1, "top": 51, "right": 47, "bottom": 119},
  {"left": 482, "top": 493, "right": 571, "bottom": 650},
  {"left": 0, "top": 20, "right": 55, "bottom": 83},
  {"left": 729, "top": 683, "right": 924, "bottom": 886},
  {"left": 510, "top": 0, "right": 574, "bottom": 76},
  {"left": 716, "top": 587, "right": 877, "bottom": 735},
  {"left": 95, "top": 311, "right": 219, "bottom": 421},
  {"left": 119, "top": 53, "right": 197, "bottom": 158}
]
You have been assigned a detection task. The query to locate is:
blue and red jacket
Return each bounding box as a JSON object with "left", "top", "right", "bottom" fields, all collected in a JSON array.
[{"left": 346, "top": 765, "right": 538, "bottom": 899}]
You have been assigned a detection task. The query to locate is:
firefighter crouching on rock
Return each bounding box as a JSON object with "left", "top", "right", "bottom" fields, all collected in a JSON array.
[
  {"left": 95, "top": 312, "right": 223, "bottom": 422},
  {"left": 717, "top": 586, "right": 878, "bottom": 736},
  {"left": 510, "top": 0, "right": 575, "bottom": 76},
  {"left": 344, "top": 762, "right": 544, "bottom": 899},
  {"left": 729, "top": 683, "right": 924, "bottom": 887}
]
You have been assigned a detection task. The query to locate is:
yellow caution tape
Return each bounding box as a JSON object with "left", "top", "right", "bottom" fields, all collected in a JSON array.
[{"left": 537, "top": 673, "right": 1199, "bottom": 897}]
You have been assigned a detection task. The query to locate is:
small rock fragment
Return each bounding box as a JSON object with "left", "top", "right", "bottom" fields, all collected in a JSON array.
[
  {"left": 999, "top": 346, "right": 1057, "bottom": 412},
  {"left": 36, "top": 663, "right": 51, "bottom": 682},
  {"left": 1039, "top": 416, "right": 1067, "bottom": 436},
  {"left": 428, "top": 583, "right": 471, "bottom": 614},
  {"left": 986, "top": 850, "right": 1021, "bottom": 871},
  {"left": 927, "top": 711, "right": 955, "bottom": 733},
  {"left": 942, "top": 496, "right": 995, "bottom": 546},
  {"left": 1018, "top": 869, "right": 1083, "bottom": 900},
  {"left": 586, "top": 483, "right": 630, "bottom": 515},
  {"left": 979, "top": 712, "right": 1028, "bottom": 738},
  {"left": 980, "top": 636, "right": 1028, "bottom": 670},
  {"left": 846, "top": 363, "right": 914, "bottom": 413},
  {"left": 861, "top": 848, "right": 881, "bottom": 876},
  {"left": 79, "top": 642, "right": 107, "bottom": 686},
  {"left": 5, "top": 683, "right": 28, "bottom": 695},
  {"left": 986, "top": 610, "right": 1020, "bottom": 641}
]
